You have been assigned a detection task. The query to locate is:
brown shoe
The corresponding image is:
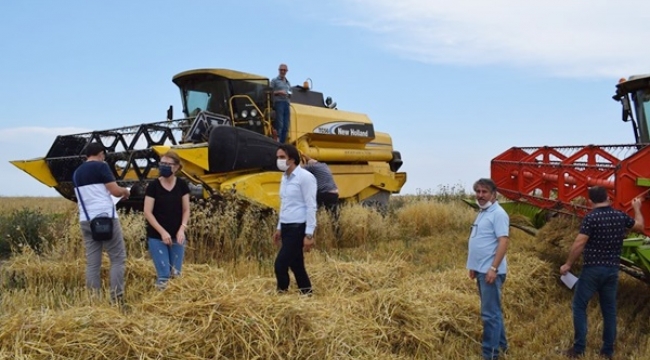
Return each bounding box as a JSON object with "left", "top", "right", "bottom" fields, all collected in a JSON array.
[{"left": 562, "top": 348, "right": 583, "bottom": 358}]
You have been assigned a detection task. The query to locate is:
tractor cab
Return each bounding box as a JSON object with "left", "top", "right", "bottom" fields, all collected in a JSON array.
[
  {"left": 172, "top": 69, "right": 274, "bottom": 142},
  {"left": 613, "top": 74, "right": 650, "bottom": 144}
]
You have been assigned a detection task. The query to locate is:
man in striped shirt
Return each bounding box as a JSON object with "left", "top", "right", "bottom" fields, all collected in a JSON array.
[{"left": 301, "top": 153, "right": 339, "bottom": 212}]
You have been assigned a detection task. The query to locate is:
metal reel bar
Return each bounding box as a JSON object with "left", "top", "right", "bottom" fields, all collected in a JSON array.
[{"left": 45, "top": 119, "right": 189, "bottom": 202}]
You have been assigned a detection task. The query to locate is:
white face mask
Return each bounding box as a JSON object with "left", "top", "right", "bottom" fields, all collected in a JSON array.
[
  {"left": 277, "top": 159, "right": 289, "bottom": 172},
  {"left": 476, "top": 200, "right": 493, "bottom": 210}
]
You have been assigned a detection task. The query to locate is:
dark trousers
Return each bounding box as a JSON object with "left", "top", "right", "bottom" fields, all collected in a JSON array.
[
  {"left": 275, "top": 223, "right": 312, "bottom": 294},
  {"left": 317, "top": 192, "right": 339, "bottom": 214},
  {"left": 318, "top": 192, "right": 341, "bottom": 239}
]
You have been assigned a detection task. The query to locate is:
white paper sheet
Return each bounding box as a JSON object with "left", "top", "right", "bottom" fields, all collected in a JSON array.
[
  {"left": 560, "top": 272, "right": 578, "bottom": 289},
  {"left": 112, "top": 187, "right": 131, "bottom": 205}
]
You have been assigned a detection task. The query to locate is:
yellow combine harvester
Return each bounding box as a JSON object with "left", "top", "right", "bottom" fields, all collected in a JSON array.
[{"left": 10, "top": 68, "right": 407, "bottom": 211}]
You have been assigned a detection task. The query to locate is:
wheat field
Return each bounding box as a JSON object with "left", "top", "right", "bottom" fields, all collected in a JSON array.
[{"left": 0, "top": 195, "right": 649, "bottom": 360}]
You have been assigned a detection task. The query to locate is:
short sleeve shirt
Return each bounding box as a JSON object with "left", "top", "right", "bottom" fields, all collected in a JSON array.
[
  {"left": 271, "top": 76, "right": 291, "bottom": 102},
  {"left": 466, "top": 202, "right": 510, "bottom": 274},
  {"left": 580, "top": 206, "right": 635, "bottom": 267},
  {"left": 145, "top": 178, "right": 190, "bottom": 239},
  {"left": 73, "top": 161, "right": 117, "bottom": 221},
  {"left": 303, "top": 162, "right": 338, "bottom": 193}
]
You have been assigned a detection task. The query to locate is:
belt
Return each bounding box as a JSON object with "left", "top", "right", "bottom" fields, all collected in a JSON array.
[{"left": 281, "top": 222, "right": 305, "bottom": 228}]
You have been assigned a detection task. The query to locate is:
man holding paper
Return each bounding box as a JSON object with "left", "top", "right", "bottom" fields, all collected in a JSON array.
[
  {"left": 73, "top": 142, "right": 130, "bottom": 307},
  {"left": 560, "top": 186, "right": 644, "bottom": 359}
]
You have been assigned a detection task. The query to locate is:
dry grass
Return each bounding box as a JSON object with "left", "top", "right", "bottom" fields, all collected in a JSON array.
[
  {"left": 0, "top": 196, "right": 649, "bottom": 359},
  {"left": 0, "top": 196, "right": 75, "bottom": 215}
]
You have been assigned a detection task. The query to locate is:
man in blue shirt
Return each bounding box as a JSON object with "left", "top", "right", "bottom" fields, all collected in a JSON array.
[
  {"left": 270, "top": 63, "right": 291, "bottom": 143},
  {"left": 560, "top": 187, "right": 644, "bottom": 359},
  {"left": 73, "top": 142, "right": 131, "bottom": 306},
  {"left": 273, "top": 144, "right": 317, "bottom": 294},
  {"left": 466, "top": 178, "right": 510, "bottom": 360}
]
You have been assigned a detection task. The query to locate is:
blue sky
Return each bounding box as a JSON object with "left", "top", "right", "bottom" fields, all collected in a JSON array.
[{"left": 1, "top": 0, "right": 649, "bottom": 197}]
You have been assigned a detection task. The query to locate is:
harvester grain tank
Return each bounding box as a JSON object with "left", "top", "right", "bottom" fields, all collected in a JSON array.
[
  {"left": 10, "top": 68, "right": 407, "bottom": 211},
  {"left": 490, "top": 74, "right": 650, "bottom": 282}
]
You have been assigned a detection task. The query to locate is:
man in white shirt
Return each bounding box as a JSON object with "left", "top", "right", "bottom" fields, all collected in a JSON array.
[{"left": 273, "top": 144, "right": 317, "bottom": 294}]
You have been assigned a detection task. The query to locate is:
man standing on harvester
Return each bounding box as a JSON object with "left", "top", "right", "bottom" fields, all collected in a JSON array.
[{"left": 271, "top": 63, "right": 291, "bottom": 143}]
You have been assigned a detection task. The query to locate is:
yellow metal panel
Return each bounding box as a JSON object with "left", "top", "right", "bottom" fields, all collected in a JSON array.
[
  {"left": 289, "top": 103, "right": 376, "bottom": 145},
  {"left": 295, "top": 138, "right": 393, "bottom": 163},
  {"left": 357, "top": 187, "right": 382, "bottom": 202},
  {"left": 152, "top": 145, "right": 210, "bottom": 171},
  {"left": 334, "top": 173, "right": 375, "bottom": 198},
  {"left": 303, "top": 147, "right": 393, "bottom": 162},
  {"left": 172, "top": 69, "right": 267, "bottom": 82},
  {"left": 395, "top": 172, "right": 407, "bottom": 190},
  {"left": 10, "top": 158, "right": 58, "bottom": 187},
  {"left": 219, "top": 171, "right": 283, "bottom": 210}
]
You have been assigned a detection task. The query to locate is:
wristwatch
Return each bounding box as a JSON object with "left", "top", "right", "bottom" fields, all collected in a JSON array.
[
  {"left": 305, "top": 234, "right": 313, "bottom": 240},
  {"left": 490, "top": 266, "right": 498, "bottom": 273}
]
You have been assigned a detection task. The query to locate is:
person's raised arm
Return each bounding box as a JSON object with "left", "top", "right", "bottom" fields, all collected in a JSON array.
[{"left": 630, "top": 197, "right": 645, "bottom": 233}]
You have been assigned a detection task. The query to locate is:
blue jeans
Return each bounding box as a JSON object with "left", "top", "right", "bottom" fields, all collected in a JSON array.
[
  {"left": 572, "top": 266, "right": 619, "bottom": 357},
  {"left": 148, "top": 237, "right": 186, "bottom": 287},
  {"left": 274, "top": 100, "right": 290, "bottom": 143},
  {"left": 476, "top": 273, "right": 508, "bottom": 360}
]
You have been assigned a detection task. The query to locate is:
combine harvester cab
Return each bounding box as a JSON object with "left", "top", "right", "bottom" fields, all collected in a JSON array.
[
  {"left": 10, "top": 68, "right": 407, "bottom": 211},
  {"left": 490, "top": 74, "right": 650, "bottom": 282}
]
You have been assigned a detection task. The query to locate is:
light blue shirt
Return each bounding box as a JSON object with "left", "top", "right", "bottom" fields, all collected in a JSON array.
[
  {"left": 466, "top": 202, "right": 509, "bottom": 274},
  {"left": 271, "top": 76, "right": 291, "bottom": 102},
  {"left": 277, "top": 165, "right": 317, "bottom": 235}
]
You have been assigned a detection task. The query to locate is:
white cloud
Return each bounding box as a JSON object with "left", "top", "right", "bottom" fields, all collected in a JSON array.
[{"left": 337, "top": 0, "right": 650, "bottom": 78}]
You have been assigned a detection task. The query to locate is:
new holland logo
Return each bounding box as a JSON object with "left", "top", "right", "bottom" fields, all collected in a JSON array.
[{"left": 313, "top": 122, "right": 375, "bottom": 138}]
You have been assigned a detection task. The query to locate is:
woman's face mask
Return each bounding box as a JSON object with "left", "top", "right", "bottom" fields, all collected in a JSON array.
[
  {"left": 159, "top": 164, "right": 174, "bottom": 178},
  {"left": 276, "top": 159, "right": 289, "bottom": 172}
]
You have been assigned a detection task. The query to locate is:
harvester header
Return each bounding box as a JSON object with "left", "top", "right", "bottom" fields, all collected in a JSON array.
[{"left": 490, "top": 74, "right": 650, "bottom": 282}]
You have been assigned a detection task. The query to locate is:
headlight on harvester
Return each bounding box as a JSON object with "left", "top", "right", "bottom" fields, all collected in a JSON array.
[
  {"left": 241, "top": 110, "right": 248, "bottom": 118},
  {"left": 250, "top": 109, "right": 258, "bottom": 117}
]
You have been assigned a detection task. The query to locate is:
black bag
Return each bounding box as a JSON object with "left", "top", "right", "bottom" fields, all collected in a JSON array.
[
  {"left": 89, "top": 214, "right": 114, "bottom": 241},
  {"left": 73, "top": 169, "right": 115, "bottom": 241}
]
